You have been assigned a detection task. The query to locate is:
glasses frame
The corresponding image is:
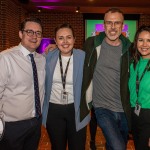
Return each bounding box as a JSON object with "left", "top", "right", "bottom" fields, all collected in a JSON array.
[
  {"left": 104, "top": 21, "right": 123, "bottom": 28},
  {"left": 22, "top": 29, "right": 43, "bottom": 38}
]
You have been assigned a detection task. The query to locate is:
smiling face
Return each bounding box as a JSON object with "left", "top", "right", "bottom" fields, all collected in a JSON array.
[
  {"left": 137, "top": 30, "right": 150, "bottom": 59},
  {"left": 19, "top": 21, "right": 42, "bottom": 52},
  {"left": 55, "top": 27, "right": 75, "bottom": 56},
  {"left": 104, "top": 12, "right": 124, "bottom": 46}
]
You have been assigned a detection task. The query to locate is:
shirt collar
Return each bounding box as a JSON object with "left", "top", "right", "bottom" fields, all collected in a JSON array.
[{"left": 18, "top": 43, "right": 36, "bottom": 57}]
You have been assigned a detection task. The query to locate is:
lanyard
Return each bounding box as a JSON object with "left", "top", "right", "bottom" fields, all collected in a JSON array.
[
  {"left": 59, "top": 51, "right": 73, "bottom": 91},
  {"left": 136, "top": 59, "right": 150, "bottom": 100}
]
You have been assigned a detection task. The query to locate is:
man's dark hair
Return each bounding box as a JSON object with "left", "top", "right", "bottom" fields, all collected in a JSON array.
[{"left": 20, "top": 17, "right": 43, "bottom": 31}]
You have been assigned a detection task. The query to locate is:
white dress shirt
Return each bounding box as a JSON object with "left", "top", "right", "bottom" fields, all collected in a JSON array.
[{"left": 0, "top": 43, "right": 46, "bottom": 122}]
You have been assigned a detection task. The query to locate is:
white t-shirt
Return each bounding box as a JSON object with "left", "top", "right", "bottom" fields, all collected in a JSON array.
[{"left": 50, "top": 55, "right": 74, "bottom": 104}]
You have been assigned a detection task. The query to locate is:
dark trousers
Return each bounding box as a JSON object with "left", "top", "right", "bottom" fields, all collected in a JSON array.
[
  {"left": 89, "top": 107, "right": 97, "bottom": 142},
  {"left": 0, "top": 117, "right": 42, "bottom": 150},
  {"left": 46, "top": 102, "right": 86, "bottom": 150},
  {"left": 131, "top": 108, "right": 150, "bottom": 150}
]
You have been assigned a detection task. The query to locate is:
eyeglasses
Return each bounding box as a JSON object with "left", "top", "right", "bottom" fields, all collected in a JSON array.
[
  {"left": 104, "top": 21, "right": 123, "bottom": 28},
  {"left": 22, "top": 30, "right": 42, "bottom": 38}
]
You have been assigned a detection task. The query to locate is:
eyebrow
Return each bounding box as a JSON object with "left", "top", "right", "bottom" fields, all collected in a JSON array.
[
  {"left": 58, "top": 35, "right": 72, "bottom": 37},
  {"left": 24, "top": 29, "right": 42, "bottom": 32}
]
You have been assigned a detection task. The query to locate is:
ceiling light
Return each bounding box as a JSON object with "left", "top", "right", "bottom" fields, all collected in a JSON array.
[
  {"left": 38, "top": 8, "right": 42, "bottom": 13},
  {"left": 75, "top": 7, "right": 80, "bottom": 13}
]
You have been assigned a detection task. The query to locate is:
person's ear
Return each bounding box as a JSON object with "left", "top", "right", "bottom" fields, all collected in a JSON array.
[
  {"left": 54, "top": 38, "right": 56, "bottom": 44},
  {"left": 19, "top": 31, "right": 23, "bottom": 39},
  {"left": 122, "top": 23, "right": 124, "bottom": 31}
]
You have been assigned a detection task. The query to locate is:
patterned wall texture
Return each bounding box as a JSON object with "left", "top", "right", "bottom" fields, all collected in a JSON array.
[
  {"left": 139, "top": 15, "right": 150, "bottom": 27},
  {"left": 0, "top": 0, "right": 27, "bottom": 51},
  {"left": 0, "top": 0, "right": 150, "bottom": 51},
  {"left": 29, "top": 12, "right": 84, "bottom": 50}
]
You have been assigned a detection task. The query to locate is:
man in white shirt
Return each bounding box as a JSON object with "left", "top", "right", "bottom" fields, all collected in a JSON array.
[{"left": 0, "top": 17, "right": 45, "bottom": 150}]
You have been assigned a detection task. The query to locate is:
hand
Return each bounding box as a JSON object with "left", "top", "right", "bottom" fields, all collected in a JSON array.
[
  {"left": 0, "top": 117, "right": 5, "bottom": 141},
  {"left": 45, "top": 44, "right": 57, "bottom": 54},
  {"left": 148, "top": 138, "right": 150, "bottom": 147}
]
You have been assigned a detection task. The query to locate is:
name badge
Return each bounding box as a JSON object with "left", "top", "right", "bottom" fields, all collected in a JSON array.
[
  {"left": 134, "top": 104, "right": 141, "bottom": 116},
  {"left": 61, "top": 91, "right": 68, "bottom": 104}
]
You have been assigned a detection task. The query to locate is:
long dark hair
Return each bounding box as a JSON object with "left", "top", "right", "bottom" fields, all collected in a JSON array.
[{"left": 130, "top": 25, "right": 150, "bottom": 69}]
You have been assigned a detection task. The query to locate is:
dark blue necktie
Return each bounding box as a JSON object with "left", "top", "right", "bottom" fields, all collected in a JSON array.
[{"left": 29, "top": 54, "right": 41, "bottom": 118}]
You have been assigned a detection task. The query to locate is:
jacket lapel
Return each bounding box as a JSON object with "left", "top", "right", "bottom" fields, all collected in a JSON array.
[
  {"left": 73, "top": 50, "right": 80, "bottom": 88},
  {"left": 46, "top": 50, "right": 59, "bottom": 92}
]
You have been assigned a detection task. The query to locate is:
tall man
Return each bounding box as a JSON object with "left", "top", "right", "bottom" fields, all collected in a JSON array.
[
  {"left": 0, "top": 17, "right": 45, "bottom": 150},
  {"left": 80, "top": 8, "right": 131, "bottom": 150}
]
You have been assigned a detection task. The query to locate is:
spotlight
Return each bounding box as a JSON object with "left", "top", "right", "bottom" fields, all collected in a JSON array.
[
  {"left": 38, "top": 8, "right": 42, "bottom": 13},
  {"left": 75, "top": 7, "right": 80, "bottom": 13}
]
